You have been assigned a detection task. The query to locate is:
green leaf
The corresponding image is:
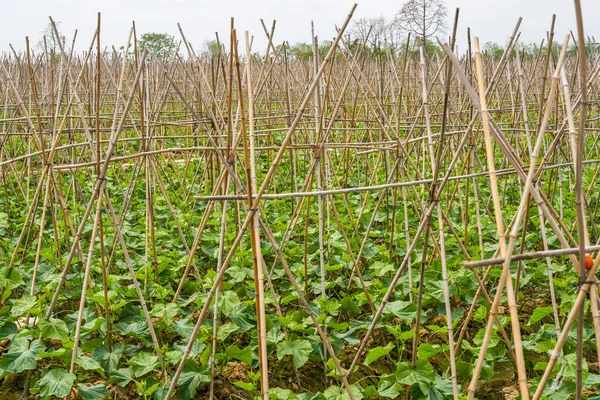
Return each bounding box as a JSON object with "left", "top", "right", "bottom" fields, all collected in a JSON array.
[
  {"left": 0, "top": 338, "right": 45, "bottom": 373},
  {"left": 228, "top": 303, "right": 256, "bottom": 332},
  {"left": 136, "top": 379, "right": 160, "bottom": 397},
  {"left": 541, "top": 380, "right": 575, "bottom": 400},
  {"left": 39, "top": 368, "right": 76, "bottom": 399},
  {"left": 371, "top": 261, "right": 395, "bottom": 277},
  {"left": 417, "top": 344, "right": 448, "bottom": 360},
  {"left": 266, "top": 328, "right": 286, "bottom": 345},
  {"left": 364, "top": 342, "right": 394, "bottom": 366},
  {"left": 11, "top": 295, "right": 38, "bottom": 316},
  {"left": 562, "top": 353, "right": 588, "bottom": 380},
  {"left": 217, "top": 323, "right": 239, "bottom": 341},
  {"left": 76, "top": 355, "right": 104, "bottom": 373},
  {"left": 429, "top": 377, "right": 455, "bottom": 399},
  {"left": 233, "top": 381, "right": 255, "bottom": 391},
  {"left": 425, "top": 325, "right": 447, "bottom": 335},
  {"left": 340, "top": 297, "right": 360, "bottom": 315},
  {"left": 109, "top": 368, "right": 133, "bottom": 387},
  {"left": 178, "top": 362, "right": 210, "bottom": 400},
  {"left": 383, "top": 301, "right": 417, "bottom": 322},
  {"left": 173, "top": 319, "right": 194, "bottom": 339},
  {"left": 38, "top": 348, "right": 67, "bottom": 359},
  {"left": 128, "top": 352, "right": 159, "bottom": 377},
  {"left": 528, "top": 307, "right": 554, "bottom": 325},
  {"left": 386, "top": 326, "right": 415, "bottom": 341},
  {"left": 78, "top": 384, "right": 110, "bottom": 400},
  {"left": 226, "top": 345, "right": 253, "bottom": 365},
  {"left": 151, "top": 303, "right": 180, "bottom": 325},
  {"left": 93, "top": 343, "right": 124, "bottom": 372},
  {"left": 269, "top": 387, "right": 299, "bottom": 399},
  {"left": 277, "top": 339, "right": 312, "bottom": 368},
  {"left": 473, "top": 306, "right": 487, "bottom": 322},
  {"left": 323, "top": 385, "right": 364, "bottom": 400},
  {"left": 396, "top": 360, "right": 436, "bottom": 395},
  {"left": 378, "top": 377, "right": 400, "bottom": 398},
  {"left": 0, "top": 267, "right": 24, "bottom": 290},
  {"left": 0, "top": 320, "right": 17, "bottom": 340},
  {"left": 39, "top": 318, "right": 69, "bottom": 340},
  {"left": 82, "top": 317, "right": 106, "bottom": 336}
]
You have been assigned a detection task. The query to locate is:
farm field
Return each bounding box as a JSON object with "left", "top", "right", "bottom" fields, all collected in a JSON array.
[{"left": 1, "top": 2, "right": 600, "bottom": 399}]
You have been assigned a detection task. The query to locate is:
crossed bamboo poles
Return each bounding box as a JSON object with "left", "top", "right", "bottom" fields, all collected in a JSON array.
[{"left": 0, "top": 2, "right": 599, "bottom": 399}]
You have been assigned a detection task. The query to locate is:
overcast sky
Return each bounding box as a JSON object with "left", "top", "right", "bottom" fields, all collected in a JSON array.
[{"left": 1, "top": 0, "right": 598, "bottom": 54}]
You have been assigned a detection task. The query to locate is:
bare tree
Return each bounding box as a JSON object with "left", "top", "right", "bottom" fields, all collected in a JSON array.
[
  {"left": 37, "top": 21, "right": 67, "bottom": 54},
  {"left": 394, "top": 0, "right": 447, "bottom": 45},
  {"left": 347, "top": 16, "right": 405, "bottom": 54},
  {"left": 348, "top": 17, "right": 387, "bottom": 48}
]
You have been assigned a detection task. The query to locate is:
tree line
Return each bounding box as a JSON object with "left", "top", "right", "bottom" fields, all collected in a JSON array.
[{"left": 29, "top": 0, "right": 598, "bottom": 62}]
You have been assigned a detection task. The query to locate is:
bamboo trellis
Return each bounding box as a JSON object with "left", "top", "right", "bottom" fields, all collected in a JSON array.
[{"left": 1, "top": 3, "right": 599, "bottom": 399}]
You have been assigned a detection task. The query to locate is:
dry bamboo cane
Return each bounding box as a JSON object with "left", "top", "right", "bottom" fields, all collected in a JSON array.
[
  {"left": 210, "top": 173, "right": 231, "bottom": 400},
  {"left": 311, "top": 29, "right": 329, "bottom": 380},
  {"left": 244, "top": 30, "right": 270, "bottom": 399},
  {"left": 537, "top": 201, "right": 563, "bottom": 335},
  {"left": 573, "top": 1, "right": 589, "bottom": 397},
  {"left": 434, "top": 10, "right": 462, "bottom": 392},
  {"left": 239, "top": 25, "right": 322, "bottom": 385},
  {"left": 95, "top": 12, "right": 112, "bottom": 348},
  {"left": 515, "top": 47, "right": 533, "bottom": 153}
]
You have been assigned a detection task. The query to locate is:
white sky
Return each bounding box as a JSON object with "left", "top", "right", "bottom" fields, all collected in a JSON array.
[{"left": 1, "top": 0, "right": 598, "bottom": 54}]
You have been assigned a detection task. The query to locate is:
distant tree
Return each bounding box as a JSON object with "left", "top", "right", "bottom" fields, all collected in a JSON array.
[
  {"left": 348, "top": 17, "right": 403, "bottom": 55},
  {"left": 139, "top": 32, "right": 177, "bottom": 60},
  {"left": 348, "top": 17, "right": 387, "bottom": 49},
  {"left": 199, "top": 39, "right": 222, "bottom": 59},
  {"left": 318, "top": 40, "right": 333, "bottom": 59},
  {"left": 566, "top": 42, "right": 595, "bottom": 56},
  {"left": 483, "top": 42, "right": 504, "bottom": 61},
  {"left": 519, "top": 42, "right": 541, "bottom": 59},
  {"left": 290, "top": 42, "right": 313, "bottom": 61},
  {"left": 394, "top": 0, "right": 447, "bottom": 46},
  {"left": 37, "top": 21, "right": 67, "bottom": 54},
  {"left": 408, "top": 39, "right": 444, "bottom": 59}
]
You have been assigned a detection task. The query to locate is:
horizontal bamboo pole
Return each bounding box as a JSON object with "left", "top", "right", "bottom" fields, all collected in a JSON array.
[
  {"left": 464, "top": 245, "right": 600, "bottom": 268},
  {"left": 194, "top": 159, "right": 600, "bottom": 201}
]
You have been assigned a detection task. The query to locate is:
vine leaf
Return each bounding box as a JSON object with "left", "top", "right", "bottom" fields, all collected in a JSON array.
[
  {"left": 396, "top": 360, "right": 436, "bottom": 395},
  {"left": 77, "top": 384, "right": 110, "bottom": 400},
  {"left": 277, "top": 339, "right": 312, "bottom": 368},
  {"left": 128, "top": 352, "right": 159, "bottom": 377},
  {"left": 365, "top": 342, "right": 394, "bottom": 366},
  {"left": 0, "top": 338, "right": 44, "bottom": 373},
  {"left": 39, "top": 318, "right": 69, "bottom": 340},
  {"left": 39, "top": 368, "right": 76, "bottom": 399}
]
